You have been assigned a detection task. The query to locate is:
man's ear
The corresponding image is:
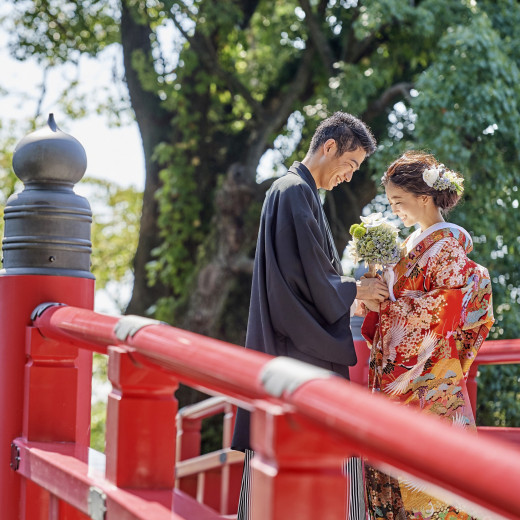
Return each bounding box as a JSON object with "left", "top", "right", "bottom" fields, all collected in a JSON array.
[{"left": 323, "top": 138, "right": 337, "bottom": 156}]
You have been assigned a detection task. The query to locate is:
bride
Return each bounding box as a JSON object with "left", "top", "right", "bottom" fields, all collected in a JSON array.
[{"left": 359, "top": 151, "right": 494, "bottom": 520}]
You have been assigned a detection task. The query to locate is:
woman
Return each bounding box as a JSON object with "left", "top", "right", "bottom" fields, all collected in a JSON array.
[{"left": 360, "top": 151, "right": 494, "bottom": 520}]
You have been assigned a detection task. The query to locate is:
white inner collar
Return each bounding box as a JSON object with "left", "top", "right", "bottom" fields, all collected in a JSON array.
[{"left": 406, "top": 222, "right": 472, "bottom": 253}]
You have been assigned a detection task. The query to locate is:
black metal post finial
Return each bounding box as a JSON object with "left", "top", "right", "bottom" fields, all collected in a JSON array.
[{"left": 2, "top": 115, "right": 94, "bottom": 278}]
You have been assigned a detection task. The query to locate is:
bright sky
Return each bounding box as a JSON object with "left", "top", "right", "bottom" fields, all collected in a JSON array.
[
  {"left": 1, "top": 24, "right": 145, "bottom": 192},
  {"left": 1, "top": 24, "right": 147, "bottom": 312}
]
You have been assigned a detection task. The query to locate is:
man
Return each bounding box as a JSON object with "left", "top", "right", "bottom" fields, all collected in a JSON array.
[{"left": 232, "top": 112, "right": 389, "bottom": 517}]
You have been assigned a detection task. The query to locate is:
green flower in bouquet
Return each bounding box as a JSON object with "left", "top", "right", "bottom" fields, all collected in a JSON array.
[{"left": 347, "top": 212, "right": 401, "bottom": 270}]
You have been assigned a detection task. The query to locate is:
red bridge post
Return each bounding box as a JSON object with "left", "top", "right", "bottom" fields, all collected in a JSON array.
[
  {"left": 105, "top": 345, "right": 179, "bottom": 490},
  {"left": 251, "top": 405, "right": 350, "bottom": 519},
  {"left": 250, "top": 358, "right": 352, "bottom": 520},
  {"left": 0, "top": 115, "right": 95, "bottom": 518}
]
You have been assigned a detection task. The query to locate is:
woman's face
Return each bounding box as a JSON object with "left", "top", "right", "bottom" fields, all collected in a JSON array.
[{"left": 385, "top": 182, "right": 427, "bottom": 228}]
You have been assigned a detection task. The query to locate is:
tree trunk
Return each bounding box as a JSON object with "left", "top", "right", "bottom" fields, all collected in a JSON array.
[
  {"left": 178, "top": 163, "right": 268, "bottom": 342},
  {"left": 119, "top": 1, "right": 173, "bottom": 315}
]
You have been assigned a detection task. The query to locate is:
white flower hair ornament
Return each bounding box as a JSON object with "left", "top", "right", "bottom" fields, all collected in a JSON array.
[{"left": 422, "top": 165, "right": 464, "bottom": 196}]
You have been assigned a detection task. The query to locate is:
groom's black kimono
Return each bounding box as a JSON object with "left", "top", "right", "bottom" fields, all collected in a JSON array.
[{"left": 231, "top": 162, "right": 358, "bottom": 452}]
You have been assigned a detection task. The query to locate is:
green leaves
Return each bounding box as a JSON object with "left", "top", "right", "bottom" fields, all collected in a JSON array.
[
  {"left": 0, "top": 120, "right": 27, "bottom": 238},
  {"left": 85, "top": 178, "right": 142, "bottom": 305},
  {"left": 8, "top": 0, "right": 120, "bottom": 63},
  {"left": 413, "top": 13, "right": 520, "bottom": 166},
  {"left": 4, "top": 0, "right": 520, "bottom": 421},
  {"left": 477, "top": 364, "right": 520, "bottom": 428}
]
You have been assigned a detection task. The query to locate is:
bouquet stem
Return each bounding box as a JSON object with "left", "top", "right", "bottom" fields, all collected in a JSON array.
[{"left": 367, "top": 264, "right": 377, "bottom": 277}]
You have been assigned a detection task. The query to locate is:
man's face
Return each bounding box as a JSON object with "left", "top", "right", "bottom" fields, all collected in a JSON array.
[{"left": 318, "top": 140, "right": 367, "bottom": 190}]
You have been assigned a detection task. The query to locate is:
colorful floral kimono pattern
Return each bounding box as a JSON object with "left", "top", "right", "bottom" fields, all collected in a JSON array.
[{"left": 361, "top": 224, "right": 494, "bottom": 520}]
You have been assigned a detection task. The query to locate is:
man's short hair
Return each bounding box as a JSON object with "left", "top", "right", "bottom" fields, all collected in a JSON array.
[{"left": 308, "top": 112, "right": 377, "bottom": 157}]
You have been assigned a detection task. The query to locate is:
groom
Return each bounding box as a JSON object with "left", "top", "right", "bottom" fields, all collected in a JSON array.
[{"left": 232, "top": 112, "right": 389, "bottom": 517}]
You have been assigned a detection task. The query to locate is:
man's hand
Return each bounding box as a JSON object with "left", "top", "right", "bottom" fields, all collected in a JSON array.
[
  {"left": 361, "top": 299, "right": 381, "bottom": 312},
  {"left": 356, "top": 277, "right": 389, "bottom": 301}
]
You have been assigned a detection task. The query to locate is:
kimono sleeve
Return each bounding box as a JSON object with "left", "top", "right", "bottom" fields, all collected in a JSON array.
[
  {"left": 361, "top": 310, "right": 379, "bottom": 346},
  {"left": 455, "top": 262, "right": 494, "bottom": 376},
  {"left": 377, "top": 238, "right": 493, "bottom": 365}
]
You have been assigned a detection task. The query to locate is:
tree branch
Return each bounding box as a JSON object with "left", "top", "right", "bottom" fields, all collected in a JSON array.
[
  {"left": 341, "top": 9, "right": 393, "bottom": 66},
  {"left": 236, "top": 0, "right": 261, "bottom": 29},
  {"left": 318, "top": 0, "right": 328, "bottom": 13},
  {"left": 299, "top": 0, "right": 335, "bottom": 73},
  {"left": 170, "top": 12, "right": 263, "bottom": 114},
  {"left": 339, "top": 7, "right": 361, "bottom": 63},
  {"left": 34, "top": 66, "right": 49, "bottom": 121},
  {"left": 348, "top": 31, "right": 381, "bottom": 63},
  {"left": 246, "top": 47, "right": 316, "bottom": 169},
  {"left": 120, "top": 2, "right": 169, "bottom": 131},
  {"left": 362, "top": 82, "right": 414, "bottom": 121}
]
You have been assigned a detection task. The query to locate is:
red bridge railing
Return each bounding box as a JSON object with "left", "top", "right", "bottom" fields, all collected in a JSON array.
[
  {"left": 3, "top": 116, "right": 520, "bottom": 520},
  {"left": 4, "top": 303, "right": 518, "bottom": 520},
  {"left": 468, "top": 339, "right": 520, "bottom": 446}
]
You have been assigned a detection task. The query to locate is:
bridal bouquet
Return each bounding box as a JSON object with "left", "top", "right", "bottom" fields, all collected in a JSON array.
[{"left": 347, "top": 212, "right": 401, "bottom": 274}]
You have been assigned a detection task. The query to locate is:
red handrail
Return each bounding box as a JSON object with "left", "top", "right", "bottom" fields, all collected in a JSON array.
[
  {"left": 473, "top": 338, "right": 520, "bottom": 364},
  {"left": 465, "top": 338, "right": 520, "bottom": 418},
  {"left": 33, "top": 305, "right": 272, "bottom": 402},
  {"left": 31, "top": 304, "right": 520, "bottom": 519}
]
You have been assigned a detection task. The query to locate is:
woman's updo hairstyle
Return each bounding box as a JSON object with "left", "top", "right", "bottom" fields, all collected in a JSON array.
[{"left": 381, "top": 151, "right": 464, "bottom": 213}]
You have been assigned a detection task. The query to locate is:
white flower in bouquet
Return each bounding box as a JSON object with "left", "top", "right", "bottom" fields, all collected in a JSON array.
[
  {"left": 360, "top": 212, "right": 387, "bottom": 228},
  {"left": 347, "top": 212, "right": 401, "bottom": 272}
]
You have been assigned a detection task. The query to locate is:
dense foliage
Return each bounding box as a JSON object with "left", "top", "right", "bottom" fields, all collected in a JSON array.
[{"left": 2, "top": 0, "right": 519, "bottom": 423}]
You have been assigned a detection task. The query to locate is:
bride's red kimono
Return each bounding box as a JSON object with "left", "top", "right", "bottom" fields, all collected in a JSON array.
[{"left": 361, "top": 223, "right": 494, "bottom": 520}]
